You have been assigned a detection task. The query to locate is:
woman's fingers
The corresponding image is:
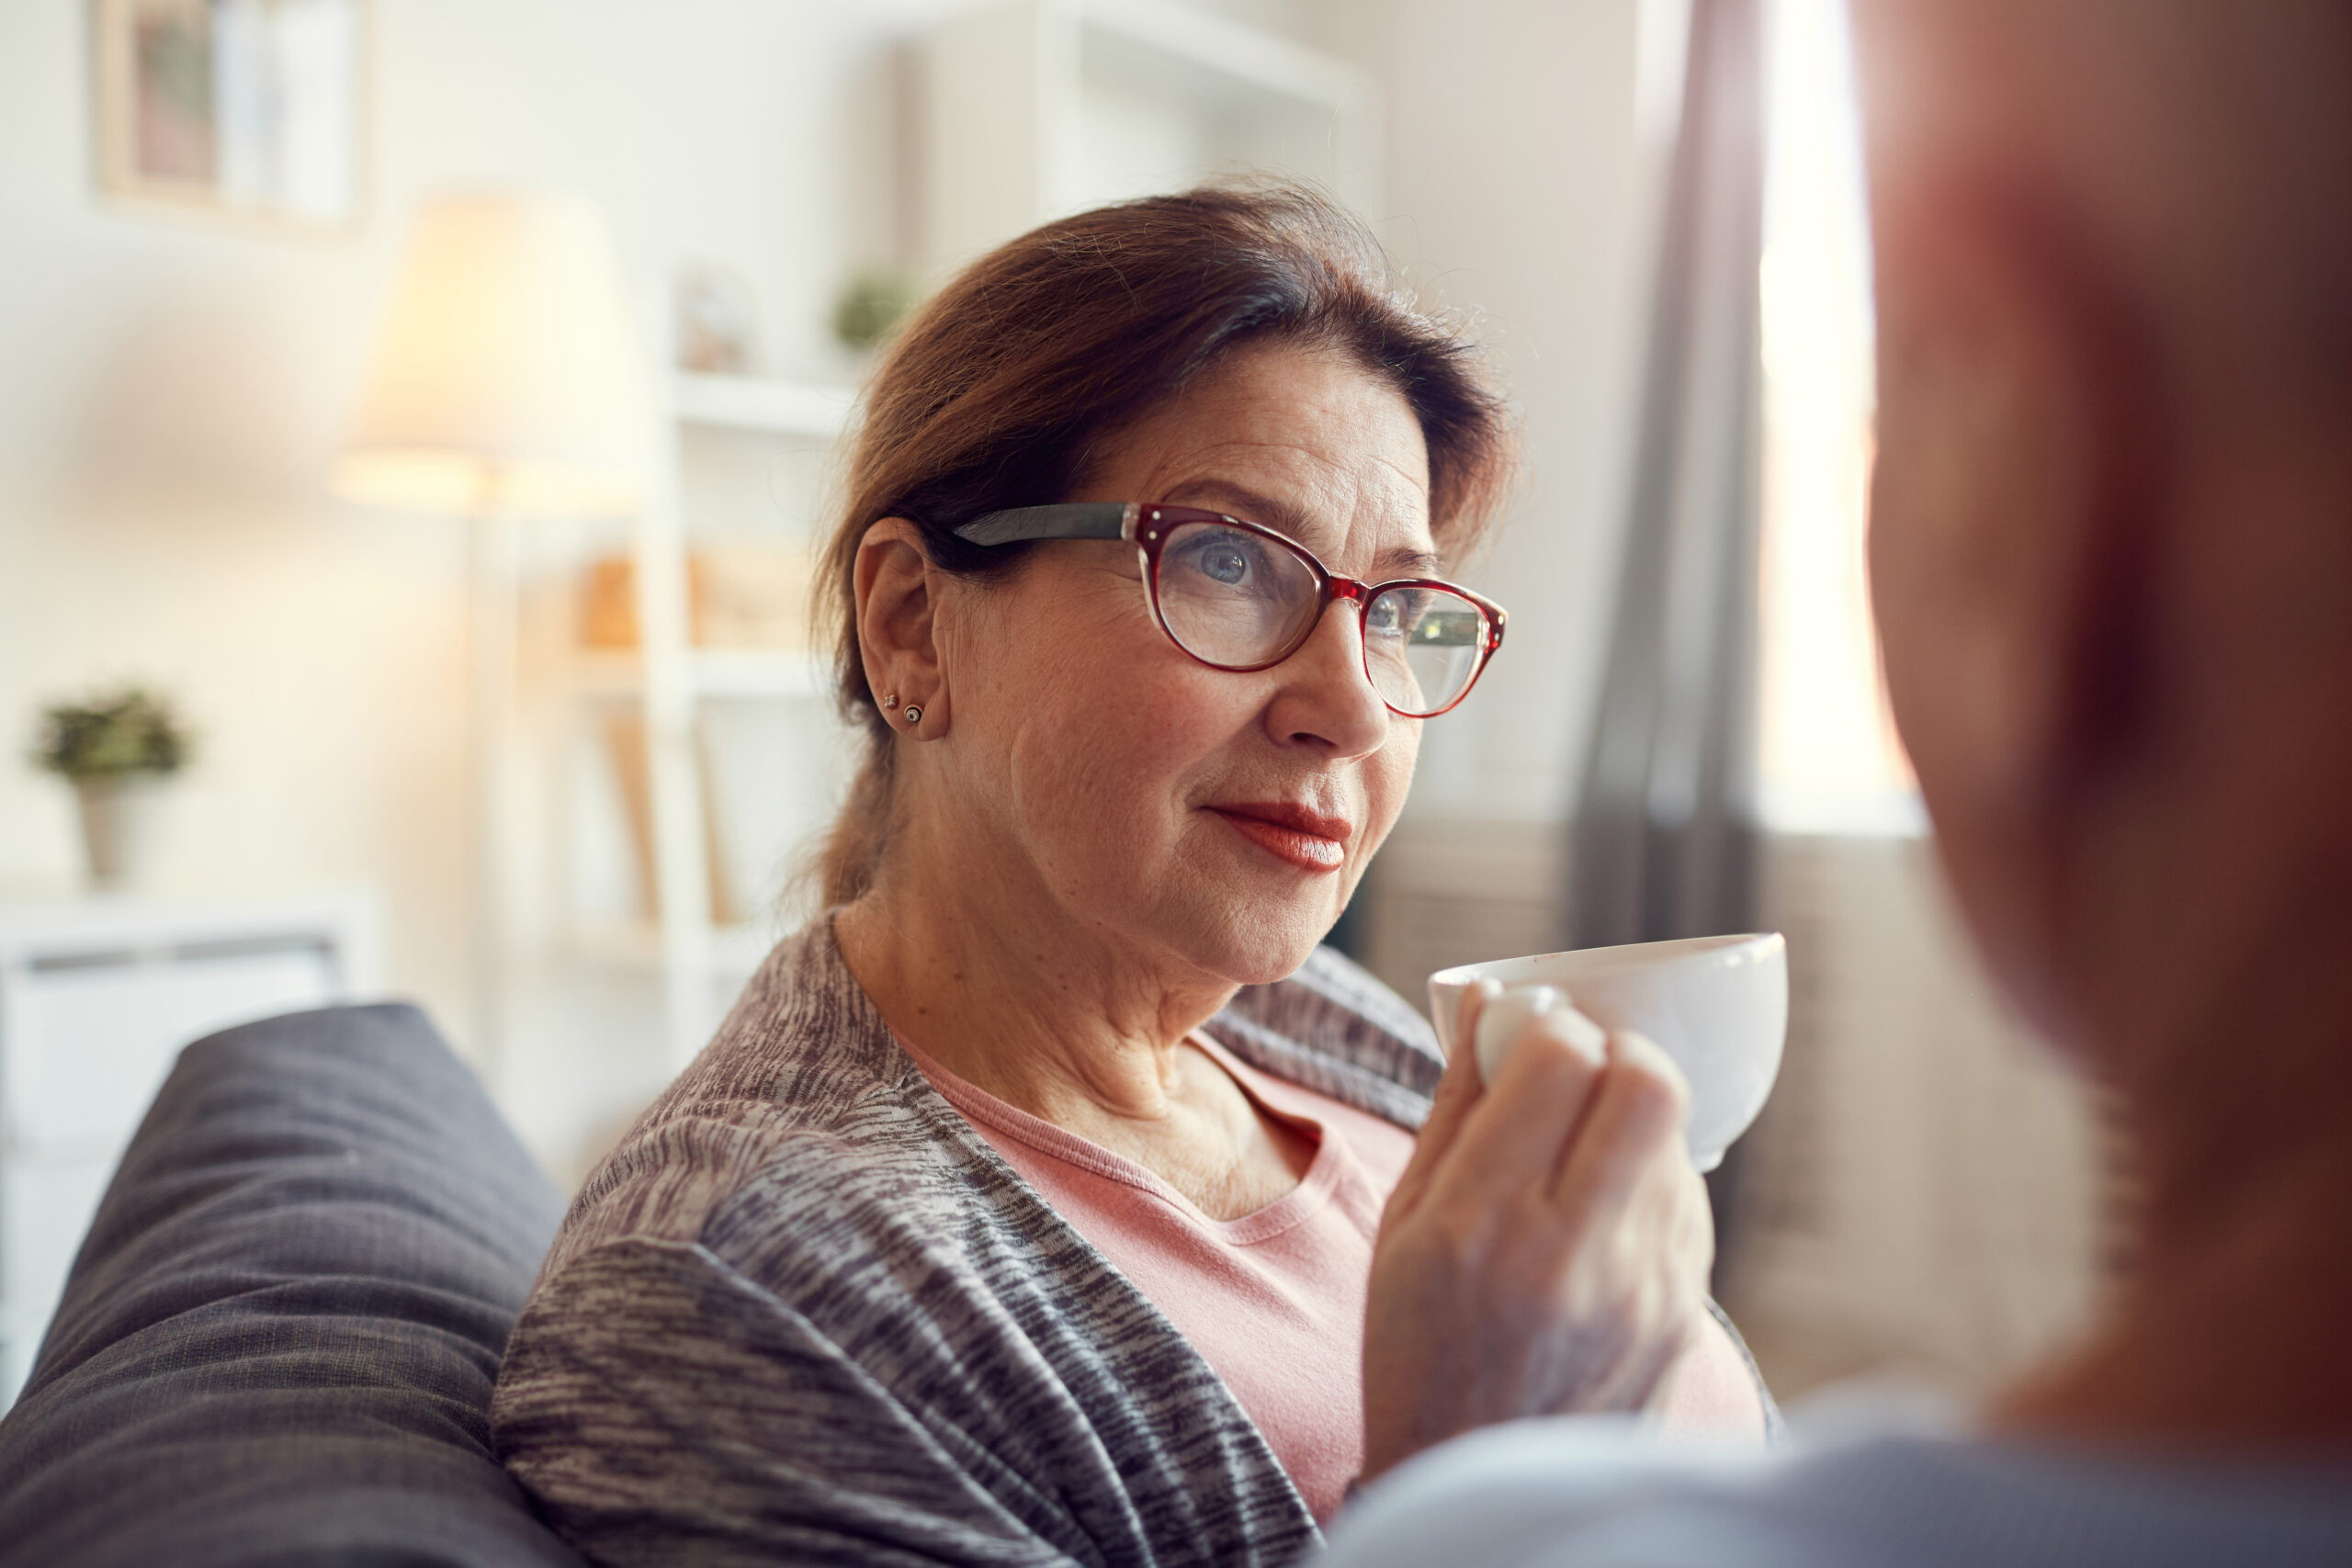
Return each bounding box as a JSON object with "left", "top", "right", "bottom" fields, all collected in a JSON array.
[
  {"left": 1545, "top": 1029, "right": 1692, "bottom": 1211},
  {"left": 1429, "top": 1003, "right": 1611, "bottom": 1212},
  {"left": 1362, "top": 1010, "right": 1719, "bottom": 1477},
  {"left": 1385, "top": 981, "right": 1495, "bottom": 1219},
  {"left": 1528, "top": 1032, "right": 1709, "bottom": 1414}
]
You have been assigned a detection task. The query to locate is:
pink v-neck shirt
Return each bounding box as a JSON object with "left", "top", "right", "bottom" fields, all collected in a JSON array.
[{"left": 899, "top": 1032, "right": 1417, "bottom": 1522}]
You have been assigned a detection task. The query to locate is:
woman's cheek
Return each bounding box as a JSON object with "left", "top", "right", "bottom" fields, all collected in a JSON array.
[
  {"left": 1032, "top": 667, "right": 1209, "bottom": 866},
  {"left": 1362, "top": 721, "right": 1419, "bottom": 849}
]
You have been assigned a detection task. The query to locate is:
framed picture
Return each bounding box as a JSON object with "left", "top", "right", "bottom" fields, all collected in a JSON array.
[{"left": 90, "top": 0, "right": 370, "bottom": 235}]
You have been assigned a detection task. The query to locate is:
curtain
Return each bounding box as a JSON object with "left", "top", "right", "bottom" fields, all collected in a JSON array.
[{"left": 1567, "top": 0, "right": 1768, "bottom": 953}]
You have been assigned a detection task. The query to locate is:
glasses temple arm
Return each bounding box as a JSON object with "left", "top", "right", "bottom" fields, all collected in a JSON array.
[{"left": 954, "top": 502, "right": 1136, "bottom": 547}]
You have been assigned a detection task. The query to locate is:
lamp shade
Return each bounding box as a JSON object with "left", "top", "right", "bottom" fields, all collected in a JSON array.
[{"left": 334, "top": 193, "right": 650, "bottom": 519}]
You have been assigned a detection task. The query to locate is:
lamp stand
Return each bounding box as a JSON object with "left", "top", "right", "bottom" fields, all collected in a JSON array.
[{"left": 466, "top": 489, "right": 518, "bottom": 1074}]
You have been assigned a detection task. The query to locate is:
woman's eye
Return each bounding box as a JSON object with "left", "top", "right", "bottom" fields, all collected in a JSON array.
[
  {"left": 1176, "top": 531, "right": 1272, "bottom": 589},
  {"left": 1201, "top": 545, "right": 1250, "bottom": 585}
]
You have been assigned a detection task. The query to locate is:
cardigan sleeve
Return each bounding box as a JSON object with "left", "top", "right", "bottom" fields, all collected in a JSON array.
[{"left": 492, "top": 1236, "right": 1100, "bottom": 1568}]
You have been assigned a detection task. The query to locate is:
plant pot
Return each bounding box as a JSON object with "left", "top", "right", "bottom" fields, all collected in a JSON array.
[{"left": 74, "top": 776, "right": 169, "bottom": 892}]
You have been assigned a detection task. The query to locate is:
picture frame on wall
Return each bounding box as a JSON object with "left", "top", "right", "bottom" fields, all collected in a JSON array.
[{"left": 90, "top": 0, "right": 370, "bottom": 235}]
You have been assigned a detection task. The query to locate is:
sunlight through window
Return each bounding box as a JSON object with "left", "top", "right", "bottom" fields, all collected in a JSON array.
[{"left": 1756, "top": 0, "right": 1919, "bottom": 834}]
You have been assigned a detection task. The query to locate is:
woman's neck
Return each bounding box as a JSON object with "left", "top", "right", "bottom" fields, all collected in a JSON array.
[
  {"left": 831, "top": 862, "right": 1239, "bottom": 1127},
  {"left": 833, "top": 856, "right": 1317, "bottom": 1223}
]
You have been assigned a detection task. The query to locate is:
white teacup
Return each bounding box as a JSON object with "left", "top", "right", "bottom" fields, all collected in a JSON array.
[{"left": 1429, "top": 933, "right": 1788, "bottom": 1173}]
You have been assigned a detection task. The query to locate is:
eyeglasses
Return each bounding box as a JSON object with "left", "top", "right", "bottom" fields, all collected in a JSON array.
[{"left": 953, "top": 502, "right": 1508, "bottom": 718}]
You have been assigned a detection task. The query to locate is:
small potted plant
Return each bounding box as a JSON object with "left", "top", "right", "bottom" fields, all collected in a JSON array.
[
  {"left": 31, "top": 685, "right": 194, "bottom": 891},
  {"left": 831, "top": 267, "right": 919, "bottom": 355}
]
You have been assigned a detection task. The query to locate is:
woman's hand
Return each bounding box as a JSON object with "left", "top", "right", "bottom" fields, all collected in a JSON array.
[{"left": 1360, "top": 985, "right": 1717, "bottom": 1482}]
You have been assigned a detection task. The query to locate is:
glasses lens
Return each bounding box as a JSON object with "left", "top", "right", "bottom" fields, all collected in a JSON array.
[
  {"left": 1153, "top": 522, "right": 1322, "bottom": 668},
  {"left": 1363, "top": 585, "right": 1489, "bottom": 716}
]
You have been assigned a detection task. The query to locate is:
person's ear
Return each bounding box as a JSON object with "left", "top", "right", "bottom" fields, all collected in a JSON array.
[
  {"left": 1866, "top": 177, "right": 2148, "bottom": 1018},
  {"left": 854, "top": 518, "right": 949, "bottom": 737}
]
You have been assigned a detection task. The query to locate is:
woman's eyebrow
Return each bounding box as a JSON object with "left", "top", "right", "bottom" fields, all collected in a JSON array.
[
  {"left": 1164, "top": 478, "right": 1312, "bottom": 537},
  {"left": 1379, "top": 546, "right": 1444, "bottom": 577},
  {"left": 1162, "top": 479, "right": 1442, "bottom": 577}
]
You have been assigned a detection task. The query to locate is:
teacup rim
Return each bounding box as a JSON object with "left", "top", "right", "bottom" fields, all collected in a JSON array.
[{"left": 1429, "top": 931, "right": 1784, "bottom": 991}]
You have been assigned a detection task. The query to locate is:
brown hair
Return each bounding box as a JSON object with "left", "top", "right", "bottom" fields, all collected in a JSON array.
[{"left": 811, "top": 181, "right": 1514, "bottom": 906}]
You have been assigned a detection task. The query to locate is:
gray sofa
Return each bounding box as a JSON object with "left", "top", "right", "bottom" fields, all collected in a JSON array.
[{"left": 0, "top": 1004, "right": 588, "bottom": 1568}]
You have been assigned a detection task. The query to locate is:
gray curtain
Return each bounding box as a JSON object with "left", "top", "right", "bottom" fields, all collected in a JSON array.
[{"left": 1568, "top": 0, "right": 1768, "bottom": 953}]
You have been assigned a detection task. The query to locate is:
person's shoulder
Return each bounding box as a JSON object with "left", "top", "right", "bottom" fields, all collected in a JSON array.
[
  {"left": 1208, "top": 944, "right": 1444, "bottom": 1127},
  {"left": 539, "top": 919, "right": 933, "bottom": 1267},
  {"left": 1322, "top": 1423, "right": 2352, "bottom": 1568},
  {"left": 505, "top": 1104, "right": 989, "bottom": 1350},
  {"left": 673, "top": 918, "right": 911, "bottom": 1117},
  {"left": 1322, "top": 1419, "right": 1810, "bottom": 1568}
]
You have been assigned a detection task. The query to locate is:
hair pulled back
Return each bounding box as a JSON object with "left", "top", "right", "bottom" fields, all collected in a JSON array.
[{"left": 812, "top": 181, "right": 1514, "bottom": 906}]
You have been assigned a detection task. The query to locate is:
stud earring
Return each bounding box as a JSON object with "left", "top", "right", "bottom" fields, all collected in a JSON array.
[
  {"left": 882, "top": 691, "right": 898, "bottom": 710},
  {"left": 903, "top": 705, "right": 922, "bottom": 725}
]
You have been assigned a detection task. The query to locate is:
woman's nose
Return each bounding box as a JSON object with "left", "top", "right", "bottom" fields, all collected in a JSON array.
[{"left": 1264, "top": 598, "right": 1392, "bottom": 758}]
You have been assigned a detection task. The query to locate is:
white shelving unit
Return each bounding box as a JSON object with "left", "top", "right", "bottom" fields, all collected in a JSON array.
[
  {"left": 673, "top": 372, "right": 856, "bottom": 441},
  {"left": 570, "top": 369, "right": 853, "bottom": 1067},
  {"left": 570, "top": 648, "right": 828, "bottom": 701}
]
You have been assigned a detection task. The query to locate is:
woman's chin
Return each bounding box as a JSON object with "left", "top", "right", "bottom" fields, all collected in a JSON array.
[
  {"left": 1175, "top": 889, "right": 1347, "bottom": 988},
  {"left": 1066, "top": 822, "right": 1358, "bottom": 987}
]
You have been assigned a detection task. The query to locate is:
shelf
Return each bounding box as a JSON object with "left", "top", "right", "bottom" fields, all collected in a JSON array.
[
  {"left": 672, "top": 373, "right": 855, "bottom": 438},
  {"left": 569, "top": 648, "right": 830, "bottom": 700}
]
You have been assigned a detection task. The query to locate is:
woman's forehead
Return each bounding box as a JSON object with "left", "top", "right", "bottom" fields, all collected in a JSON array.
[{"left": 1096, "top": 345, "right": 1441, "bottom": 572}]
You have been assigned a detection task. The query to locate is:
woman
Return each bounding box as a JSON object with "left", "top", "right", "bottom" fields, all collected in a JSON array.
[{"left": 492, "top": 185, "right": 1768, "bottom": 1566}]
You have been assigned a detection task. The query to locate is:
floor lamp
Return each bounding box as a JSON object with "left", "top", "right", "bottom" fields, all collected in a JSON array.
[{"left": 333, "top": 192, "right": 650, "bottom": 1070}]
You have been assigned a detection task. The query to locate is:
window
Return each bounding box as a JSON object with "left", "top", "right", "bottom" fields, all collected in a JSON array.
[{"left": 1755, "top": 0, "right": 1919, "bottom": 834}]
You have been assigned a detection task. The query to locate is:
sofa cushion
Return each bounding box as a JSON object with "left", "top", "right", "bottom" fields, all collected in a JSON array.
[{"left": 0, "top": 1003, "right": 586, "bottom": 1568}]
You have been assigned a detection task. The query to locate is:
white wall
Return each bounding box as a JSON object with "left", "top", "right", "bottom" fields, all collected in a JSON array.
[
  {"left": 1322, "top": 0, "right": 1657, "bottom": 990},
  {"left": 1340, "top": 0, "right": 1656, "bottom": 829},
  {"left": 0, "top": 0, "right": 928, "bottom": 1053}
]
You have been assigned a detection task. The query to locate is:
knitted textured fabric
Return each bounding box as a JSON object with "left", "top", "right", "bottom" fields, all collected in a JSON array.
[{"left": 492, "top": 924, "right": 1451, "bottom": 1568}]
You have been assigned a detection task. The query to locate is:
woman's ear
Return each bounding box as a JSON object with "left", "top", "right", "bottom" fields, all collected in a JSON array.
[{"left": 853, "top": 518, "right": 949, "bottom": 736}]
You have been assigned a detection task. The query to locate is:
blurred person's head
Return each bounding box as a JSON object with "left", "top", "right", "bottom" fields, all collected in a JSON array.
[
  {"left": 1855, "top": 0, "right": 2352, "bottom": 1222},
  {"left": 812, "top": 184, "right": 1512, "bottom": 986}
]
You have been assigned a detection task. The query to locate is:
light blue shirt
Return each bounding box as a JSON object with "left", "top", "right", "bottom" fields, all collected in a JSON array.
[{"left": 1319, "top": 1418, "right": 2352, "bottom": 1567}]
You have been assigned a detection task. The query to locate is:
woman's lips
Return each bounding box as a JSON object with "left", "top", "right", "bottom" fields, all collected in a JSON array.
[{"left": 1208, "top": 803, "right": 1351, "bottom": 873}]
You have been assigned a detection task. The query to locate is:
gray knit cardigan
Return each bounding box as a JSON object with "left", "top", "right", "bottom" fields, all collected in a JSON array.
[{"left": 491, "top": 921, "right": 1766, "bottom": 1566}]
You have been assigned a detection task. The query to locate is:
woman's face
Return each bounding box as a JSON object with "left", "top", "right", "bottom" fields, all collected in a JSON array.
[{"left": 928, "top": 340, "right": 1438, "bottom": 987}]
